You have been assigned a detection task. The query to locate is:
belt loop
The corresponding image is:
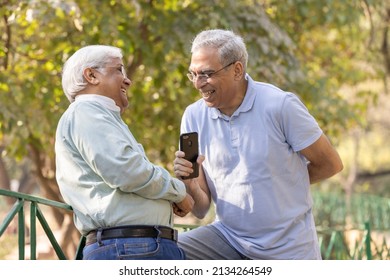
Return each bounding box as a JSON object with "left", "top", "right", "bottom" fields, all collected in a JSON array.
[
  {"left": 97, "top": 228, "right": 103, "bottom": 246},
  {"left": 153, "top": 226, "right": 162, "bottom": 242}
]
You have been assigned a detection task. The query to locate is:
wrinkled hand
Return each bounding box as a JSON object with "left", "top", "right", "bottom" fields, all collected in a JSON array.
[
  {"left": 173, "top": 194, "right": 194, "bottom": 217},
  {"left": 173, "top": 151, "right": 205, "bottom": 180}
]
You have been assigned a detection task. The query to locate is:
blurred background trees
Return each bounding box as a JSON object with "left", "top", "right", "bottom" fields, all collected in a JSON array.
[{"left": 1, "top": 0, "right": 389, "bottom": 258}]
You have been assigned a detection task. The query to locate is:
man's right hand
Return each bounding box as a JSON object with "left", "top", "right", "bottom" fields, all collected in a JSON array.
[
  {"left": 173, "top": 151, "right": 204, "bottom": 180},
  {"left": 173, "top": 193, "right": 194, "bottom": 217}
]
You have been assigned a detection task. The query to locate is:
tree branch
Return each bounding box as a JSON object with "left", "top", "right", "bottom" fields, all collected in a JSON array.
[
  {"left": 381, "top": 8, "right": 390, "bottom": 75},
  {"left": 2, "top": 13, "right": 11, "bottom": 70},
  {"left": 357, "top": 169, "right": 390, "bottom": 180}
]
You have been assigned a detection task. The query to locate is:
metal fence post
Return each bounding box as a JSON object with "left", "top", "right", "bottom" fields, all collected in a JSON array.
[{"left": 364, "top": 221, "right": 372, "bottom": 260}]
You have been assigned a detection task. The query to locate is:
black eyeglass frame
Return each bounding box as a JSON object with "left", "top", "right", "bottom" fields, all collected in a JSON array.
[{"left": 186, "top": 61, "right": 236, "bottom": 82}]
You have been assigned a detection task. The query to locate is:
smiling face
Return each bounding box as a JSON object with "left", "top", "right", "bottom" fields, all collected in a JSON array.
[
  {"left": 82, "top": 57, "right": 131, "bottom": 114},
  {"left": 189, "top": 47, "right": 247, "bottom": 116},
  {"left": 93, "top": 57, "right": 132, "bottom": 113}
]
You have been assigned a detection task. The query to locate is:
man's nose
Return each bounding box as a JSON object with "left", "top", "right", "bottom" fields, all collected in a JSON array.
[
  {"left": 124, "top": 77, "right": 132, "bottom": 87},
  {"left": 193, "top": 76, "right": 206, "bottom": 89}
]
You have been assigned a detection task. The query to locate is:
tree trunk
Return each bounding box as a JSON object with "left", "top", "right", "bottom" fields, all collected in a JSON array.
[{"left": 0, "top": 146, "right": 15, "bottom": 205}]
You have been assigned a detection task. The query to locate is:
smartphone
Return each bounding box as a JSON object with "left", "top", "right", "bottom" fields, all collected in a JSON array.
[{"left": 179, "top": 132, "right": 199, "bottom": 179}]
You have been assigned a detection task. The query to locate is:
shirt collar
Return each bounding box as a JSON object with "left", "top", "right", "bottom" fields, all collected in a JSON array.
[{"left": 74, "top": 94, "right": 120, "bottom": 112}]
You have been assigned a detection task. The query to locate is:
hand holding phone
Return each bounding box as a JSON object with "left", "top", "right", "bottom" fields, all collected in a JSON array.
[{"left": 179, "top": 132, "right": 199, "bottom": 179}]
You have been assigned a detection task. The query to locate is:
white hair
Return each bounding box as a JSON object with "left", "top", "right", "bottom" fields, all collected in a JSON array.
[{"left": 61, "top": 45, "right": 123, "bottom": 102}]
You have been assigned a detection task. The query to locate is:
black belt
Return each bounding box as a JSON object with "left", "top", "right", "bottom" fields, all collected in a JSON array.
[{"left": 85, "top": 225, "right": 178, "bottom": 245}]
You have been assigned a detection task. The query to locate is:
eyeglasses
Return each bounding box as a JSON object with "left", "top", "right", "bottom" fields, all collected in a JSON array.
[
  {"left": 93, "top": 65, "right": 127, "bottom": 78},
  {"left": 186, "top": 61, "right": 235, "bottom": 82}
]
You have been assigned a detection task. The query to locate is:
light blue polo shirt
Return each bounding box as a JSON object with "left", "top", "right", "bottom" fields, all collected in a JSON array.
[{"left": 180, "top": 75, "right": 323, "bottom": 259}]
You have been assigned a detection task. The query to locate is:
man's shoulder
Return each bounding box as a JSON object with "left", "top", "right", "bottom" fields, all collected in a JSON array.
[{"left": 251, "top": 80, "right": 289, "bottom": 98}]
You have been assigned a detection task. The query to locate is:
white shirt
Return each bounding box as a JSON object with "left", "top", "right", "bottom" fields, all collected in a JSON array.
[{"left": 55, "top": 94, "right": 186, "bottom": 235}]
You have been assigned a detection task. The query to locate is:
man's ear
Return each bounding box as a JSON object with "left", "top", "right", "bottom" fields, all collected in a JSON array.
[
  {"left": 233, "top": 62, "right": 244, "bottom": 80},
  {"left": 83, "top": 68, "right": 99, "bottom": 85}
]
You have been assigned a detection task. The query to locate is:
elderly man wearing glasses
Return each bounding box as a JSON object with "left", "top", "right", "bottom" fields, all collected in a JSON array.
[
  {"left": 173, "top": 29, "right": 343, "bottom": 260},
  {"left": 55, "top": 45, "right": 194, "bottom": 260}
]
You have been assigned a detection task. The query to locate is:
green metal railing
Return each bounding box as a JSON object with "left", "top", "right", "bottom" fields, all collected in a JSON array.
[
  {"left": 318, "top": 222, "right": 389, "bottom": 260},
  {"left": 312, "top": 191, "right": 390, "bottom": 230},
  {"left": 0, "top": 189, "right": 84, "bottom": 260},
  {"left": 1, "top": 188, "right": 389, "bottom": 260}
]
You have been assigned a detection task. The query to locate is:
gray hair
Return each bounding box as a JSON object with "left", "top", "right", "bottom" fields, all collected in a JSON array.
[
  {"left": 61, "top": 45, "right": 123, "bottom": 102},
  {"left": 191, "top": 29, "right": 248, "bottom": 70}
]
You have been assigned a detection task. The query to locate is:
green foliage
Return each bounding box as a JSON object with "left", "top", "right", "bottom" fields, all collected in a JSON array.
[
  {"left": 265, "top": 0, "right": 386, "bottom": 138},
  {"left": 0, "top": 0, "right": 386, "bottom": 184},
  {"left": 0, "top": 0, "right": 302, "bottom": 168}
]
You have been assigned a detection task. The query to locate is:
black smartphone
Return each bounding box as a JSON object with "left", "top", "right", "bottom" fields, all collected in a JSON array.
[{"left": 179, "top": 132, "right": 199, "bottom": 179}]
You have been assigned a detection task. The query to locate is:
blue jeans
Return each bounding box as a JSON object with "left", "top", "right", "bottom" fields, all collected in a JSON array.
[{"left": 83, "top": 237, "right": 185, "bottom": 260}]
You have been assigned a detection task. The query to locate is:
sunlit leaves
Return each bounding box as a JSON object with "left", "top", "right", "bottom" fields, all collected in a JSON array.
[{"left": 0, "top": 0, "right": 386, "bottom": 173}]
